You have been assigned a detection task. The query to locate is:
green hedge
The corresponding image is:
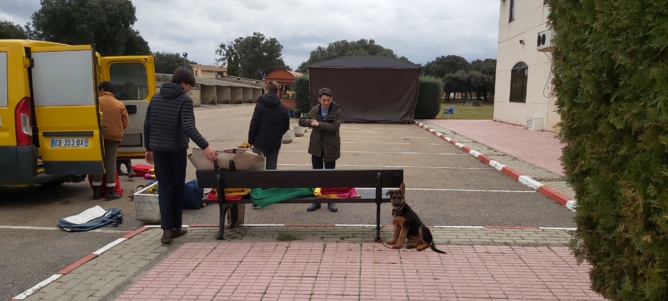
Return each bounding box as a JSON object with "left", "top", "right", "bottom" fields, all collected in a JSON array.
[
  {"left": 294, "top": 75, "right": 310, "bottom": 114},
  {"left": 549, "top": 1, "right": 668, "bottom": 300},
  {"left": 414, "top": 76, "right": 443, "bottom": 119}
]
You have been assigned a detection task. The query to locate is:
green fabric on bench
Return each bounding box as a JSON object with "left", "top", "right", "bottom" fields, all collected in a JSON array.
[{"left": 250, "top": 187, "right": 314, "bottom": 208}]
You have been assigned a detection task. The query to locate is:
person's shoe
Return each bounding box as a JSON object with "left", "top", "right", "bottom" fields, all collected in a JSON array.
[
  {"left": 92, "top": 186, "right": 101, "bottom": 200},
  {"left": 161, "top": 229, "right": 173, "bottom": 244},
  {"left": 117, "top": 168, "right": 127, "bottom": 176},
  {"left": 307, "top": 203, "right": 321, "bottom": 212},
  {"left": 173, "top": 228, "right": 188, "bottom": 238},
  {"left": 127, "top": 168, "right": 136, "bottom": 178},
  {"left": 106, "top": 193, "right": 122, "bottom": 201},
  {"left": 327, "top": 203, "right": 338, "bottom": 212},
  {"left": 252, "top": 204, "right": 260, "bottom": 209}
]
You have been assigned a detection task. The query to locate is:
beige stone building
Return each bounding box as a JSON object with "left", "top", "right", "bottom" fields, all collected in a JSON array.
[
  {"left": 191, "top": 64, "right": 227, "bottom": 79},
  {"left": 494, "top": 0, "right": 557, "bottom": 132}
]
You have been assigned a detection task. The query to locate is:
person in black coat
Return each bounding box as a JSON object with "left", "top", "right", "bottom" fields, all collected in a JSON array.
[
  {"left": 144, "top": 67, "right": 216, "bottom": 244},
  {"left": 248, "top": 80, "right": 290, "bottom": 170}
]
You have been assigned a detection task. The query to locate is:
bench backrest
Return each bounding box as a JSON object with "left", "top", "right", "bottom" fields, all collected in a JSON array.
[{"left": 196, "top": 169, "right": 403, "bottom": 189}]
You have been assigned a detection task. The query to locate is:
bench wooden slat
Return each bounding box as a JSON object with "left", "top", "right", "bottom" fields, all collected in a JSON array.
[{"left": 196, "top": 169, "right": 403, "bottom": 188}]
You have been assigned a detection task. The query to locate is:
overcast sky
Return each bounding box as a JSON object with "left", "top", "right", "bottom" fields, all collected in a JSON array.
[{"left": 1, "top": 0, "right": 500, "bottom": 69}]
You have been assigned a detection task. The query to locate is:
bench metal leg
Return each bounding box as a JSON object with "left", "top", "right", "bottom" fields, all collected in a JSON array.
[
  {"left": 229, "top": 204, "right": 238, "bottom": 228},
  {"left": 216, "top": 200, "right": 231, "bottom": 240},
  {"left": 375, "top": 202, "right": 382, "bottom": 242},
  {"left": 374, "top": 171, "right": 382, "bottom": 242}
]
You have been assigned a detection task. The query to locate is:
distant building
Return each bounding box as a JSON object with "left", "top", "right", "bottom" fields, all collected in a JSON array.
[
  {"left": 495, "top": 1, "right": 556, "bottom": 132},
  {"left": 264, "top": 69, "right": 303, "bottom": 100},
  {"left": 191, "top": 64, "right": 227, "bottom": 79}
]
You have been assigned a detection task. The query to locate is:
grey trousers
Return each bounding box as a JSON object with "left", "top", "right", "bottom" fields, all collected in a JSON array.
[{"left": 93, "top": 140, "right": 119, "bottom": 187}]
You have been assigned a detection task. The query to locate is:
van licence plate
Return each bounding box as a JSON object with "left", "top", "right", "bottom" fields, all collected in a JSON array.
[{"left": 51, "top": 138, "right": 89, "bottom": 148}]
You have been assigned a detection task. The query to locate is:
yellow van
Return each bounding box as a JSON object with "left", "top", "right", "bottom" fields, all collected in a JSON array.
[{"left": 0, "top": 40, "right": 155, "bottom": 186}]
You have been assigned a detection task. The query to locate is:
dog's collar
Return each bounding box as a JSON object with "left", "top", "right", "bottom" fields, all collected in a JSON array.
[{"left": 392, "top": 203, "right": 406, "bottom": 216}]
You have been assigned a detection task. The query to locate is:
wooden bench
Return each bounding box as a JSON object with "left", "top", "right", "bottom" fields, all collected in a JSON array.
[{"left": 196, "top": 169, "right": 403, "bottom": 241}]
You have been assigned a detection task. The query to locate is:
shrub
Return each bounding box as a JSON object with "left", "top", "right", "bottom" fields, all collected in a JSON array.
[
  {"left": 414, "top": 76, "right": 443, "bottom": 119},
  {"left": 549, "top": 0, "right": 668, "bottom": 300},
  {"left": 294, "top": 75, "right": 310, "bottom": 114}
]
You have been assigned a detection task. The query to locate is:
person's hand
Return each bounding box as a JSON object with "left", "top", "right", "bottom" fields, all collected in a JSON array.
[
  {"left": 145, "top": 151, "right": 154, "bottom": 164},
  {"left": 310, "top": 119, "right": 319, "bottom": 127},
  {"left": 203, "top": 146, "right": 217, "bottom": 161}
]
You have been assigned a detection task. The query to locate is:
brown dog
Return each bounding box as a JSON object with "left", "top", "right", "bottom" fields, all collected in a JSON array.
[{"left": 386, "top": 183, "right": 445, "bottom": 254}]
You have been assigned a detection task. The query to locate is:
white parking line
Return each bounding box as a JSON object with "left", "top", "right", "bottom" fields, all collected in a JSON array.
[
  {"left": 0, "top": 225, "right": 127, "bottom": 233},
  {"left": 279, "top": 164, "right": 490, "bottom": 170},
  {"left": 281, "top": 150, "right": 469, "bottom": 155}
]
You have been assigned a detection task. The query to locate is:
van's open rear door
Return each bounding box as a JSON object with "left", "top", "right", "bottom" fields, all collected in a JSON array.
[
  {"left": 30, "top": 45, "right": 104, "bottom": 175},
  {"left": 99, "top": 55, "right": 156, "bottom": 158}
]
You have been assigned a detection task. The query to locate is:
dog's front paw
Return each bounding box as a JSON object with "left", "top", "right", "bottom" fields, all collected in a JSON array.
[
  {"left": 392, "top": 244, "right": 403, "bottom": 249},
  {"left": 386, "top": 239, "right": 396, "bottom": 245}
]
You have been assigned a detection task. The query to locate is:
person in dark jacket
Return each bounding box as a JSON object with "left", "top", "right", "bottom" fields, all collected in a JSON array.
[
  {"left": 143, "top": 67, "right": 216, "bottom": 244},
  {"left": 248, "top": 80, "right": 290, "bottom": 170},
  {"left": 298, "top": 87, "right": 342, "bottom": 212}
]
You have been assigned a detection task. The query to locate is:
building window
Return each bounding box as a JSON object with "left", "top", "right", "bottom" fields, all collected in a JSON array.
[
  {"left": 509, "top": 0, "right": 515, "bottom": 22},
  {"left": 509, "top": 62, "right": 528, "bottom": 103}
]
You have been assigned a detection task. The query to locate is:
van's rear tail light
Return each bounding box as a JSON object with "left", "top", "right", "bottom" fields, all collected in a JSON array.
[{"left": 15, "top": 97, "right": 33, "bottom": 146}]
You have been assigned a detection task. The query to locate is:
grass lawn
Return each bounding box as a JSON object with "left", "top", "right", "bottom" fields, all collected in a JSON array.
[{"left": 438, "top": 100, "right": 494, "bottom": 120}]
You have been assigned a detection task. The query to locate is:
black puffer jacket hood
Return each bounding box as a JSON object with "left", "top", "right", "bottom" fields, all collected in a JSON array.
[
  {"left": 159, "top": 83, "right": 185, "bottom": 99},
  {"left": 257, "top": 92, "right": 281, "bottom": 108}
]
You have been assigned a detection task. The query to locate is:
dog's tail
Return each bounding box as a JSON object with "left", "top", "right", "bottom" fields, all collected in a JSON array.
[{"left": 430, "top": 242, "right": 446, "bottom": 254}]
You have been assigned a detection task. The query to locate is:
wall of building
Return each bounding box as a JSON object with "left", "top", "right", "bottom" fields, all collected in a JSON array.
[{"left": 494, "top": 0, "right": 559, "bottom": 132}]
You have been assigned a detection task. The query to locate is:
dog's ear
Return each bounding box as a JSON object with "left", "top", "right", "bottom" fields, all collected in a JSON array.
[
  {"left": 386, "top": 190, "right": 391, "bottom": 196},
  {"left": 400, "top": 182, "right": 405, "bottom": 195}
]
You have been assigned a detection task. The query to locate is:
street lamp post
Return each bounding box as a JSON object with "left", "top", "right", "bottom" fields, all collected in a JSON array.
[{"left": 182, "top": 52, "right": 188, "bottom": 68}]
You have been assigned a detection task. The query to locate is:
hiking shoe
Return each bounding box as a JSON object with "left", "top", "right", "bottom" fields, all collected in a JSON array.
[
  {"left": 173, "top": 228, "right": 188, "bottom": 238},
  {"left": 327, "top": 203, "right": 338, "bottom": 212},
  {"left": 161, "top": 229, "right": 173, "bottom": 244},
  {"left": 307, "top": 203, "right": 321, "bottom": 212}
]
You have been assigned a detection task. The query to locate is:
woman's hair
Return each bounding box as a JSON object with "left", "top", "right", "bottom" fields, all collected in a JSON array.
[
  {"left": 172, "top": 67, "right": 196, "bottom": 86},
  {"left": 265, "top": 81, "right": 280, "bottom": 93},
  {"left": 318, "top": 87, "right": 332, "bottom": 97}
]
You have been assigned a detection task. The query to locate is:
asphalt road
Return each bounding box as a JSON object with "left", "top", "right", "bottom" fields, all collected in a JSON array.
[{"left": 0, "top": 104, "right": 575, "bottom": 300}]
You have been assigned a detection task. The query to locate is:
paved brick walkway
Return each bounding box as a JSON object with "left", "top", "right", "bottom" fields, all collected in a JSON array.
[{"left": 21, "top": 227, "right": 607, "bottom": 301}]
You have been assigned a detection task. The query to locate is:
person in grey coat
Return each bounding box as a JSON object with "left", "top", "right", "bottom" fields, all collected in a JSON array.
[
  {"left": 144, "top": 67, "right": 216, "bottom": 244},
  {"left": 298, "top": 87, "right": 342, "bottom": 212}
]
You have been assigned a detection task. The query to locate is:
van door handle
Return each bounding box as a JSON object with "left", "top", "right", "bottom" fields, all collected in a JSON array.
[{"left": 125, "top": 105, "right": 137, "bottom": 114}]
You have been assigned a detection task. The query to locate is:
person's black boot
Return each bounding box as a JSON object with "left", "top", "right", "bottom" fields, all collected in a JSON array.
[
  {"left": 126, "top": 163, "right": 135, "bottom": 178},
  {"left": 307, "top": 203, "right": 321, "bottom": 212},
  {"left": 92, "top": 186, "right": 102, "bottom": 200},
  {"left": 327, "top": 203, "right": 338, "bottom": 212}
]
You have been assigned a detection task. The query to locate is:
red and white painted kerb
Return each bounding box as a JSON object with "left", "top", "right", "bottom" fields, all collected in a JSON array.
[
  {"left": 414, "top": 121, "right": 577, "bottom": 212},
  {"left": 10, "top": 227, "right": 149, "bottom": 300}
]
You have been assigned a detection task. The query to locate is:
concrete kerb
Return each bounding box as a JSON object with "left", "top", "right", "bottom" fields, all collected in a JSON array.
[
  {"left": 414, "top": 121, "right": 578, "bottom": 212},
  {"left": 9, "top": 227, "right": 150, "bottom": 300}
]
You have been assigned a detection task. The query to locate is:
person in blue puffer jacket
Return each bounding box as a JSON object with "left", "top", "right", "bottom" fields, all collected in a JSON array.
[{"left": 143, "top": 67, "right": 216, "bottom": 244}]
